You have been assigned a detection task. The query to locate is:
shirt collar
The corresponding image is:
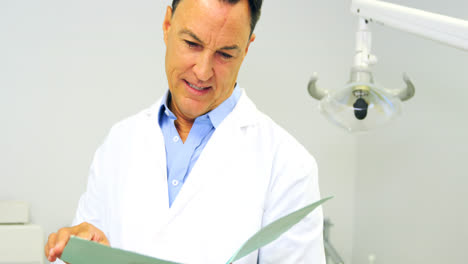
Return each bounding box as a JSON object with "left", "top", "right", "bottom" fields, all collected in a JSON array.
[{"left": 158, "top": 84, "right": 241, "bottom": 129}]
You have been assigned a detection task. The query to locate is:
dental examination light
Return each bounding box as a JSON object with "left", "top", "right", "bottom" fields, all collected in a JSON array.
[{"left": 308, "top": 0, "right": 468, "bottom": 132}]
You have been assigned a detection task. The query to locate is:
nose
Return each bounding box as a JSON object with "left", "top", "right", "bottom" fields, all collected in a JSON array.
[{"left": 193, "top": 52, "right": 214, "bottom": 82}]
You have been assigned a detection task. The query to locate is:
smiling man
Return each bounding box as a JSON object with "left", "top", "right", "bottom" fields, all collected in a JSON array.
[{"left": 45, "top": 0, "right": 325, "bottom": 263}]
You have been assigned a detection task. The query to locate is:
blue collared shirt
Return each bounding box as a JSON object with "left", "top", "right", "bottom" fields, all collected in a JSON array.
[{"left": 158, "top": 85, "right": 241, "bottom": 207}]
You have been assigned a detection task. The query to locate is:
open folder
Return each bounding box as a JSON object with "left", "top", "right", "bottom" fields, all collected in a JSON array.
[{"left": 61, "top": 196, "right": 331, "bottom": 264}]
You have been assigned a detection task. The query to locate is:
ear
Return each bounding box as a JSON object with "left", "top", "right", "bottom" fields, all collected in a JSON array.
[
  {"left": 163, "top": 6, "right": 173, "bottom": 46},
  {"left": 244, "top": 33, "right": 256, "bottom": 56}
]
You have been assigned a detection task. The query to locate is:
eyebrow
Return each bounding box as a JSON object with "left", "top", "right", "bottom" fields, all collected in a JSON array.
[{"left": 178, "top": 29, "right": 241, "bottom": 52}]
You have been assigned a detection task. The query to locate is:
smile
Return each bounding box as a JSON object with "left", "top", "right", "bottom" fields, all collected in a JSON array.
[{"left": 184, "top": 80, "right": 211, "bottom": 91}]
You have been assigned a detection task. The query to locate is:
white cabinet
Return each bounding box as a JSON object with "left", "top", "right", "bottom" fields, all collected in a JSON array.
[{"left": 0, "top": 201, "right": 43, "bottom": 264}]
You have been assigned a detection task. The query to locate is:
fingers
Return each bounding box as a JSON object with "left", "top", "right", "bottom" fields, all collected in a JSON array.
[
  {"left": 94, "top": 231, "right": 110, "bottom": 246},
  {"left": 55, "top": 227, "right": 73, "bottom": 251},
  {"left": 74, "top": 223, "right": 94, "bottom": 241},
  {"left": 44, "top": 229, "right": 65, "bottom": 261},
  {"left": 76, "top": 222, "right": 110, "bottom": 246},
  {"left": 44, "top": 222, "right": 110, "bottom": 262},
  {"left": 44, "top": 223, "right": 89, "bottom": 262},
  {"left": 45, "top": 227, "right": 71, "bottom": 262},
  {"left": 74, "top": 222, "right": 108, "bottom": 245},
  {"left": 44, "top": 232, "right": 56, "bottom": 259}
]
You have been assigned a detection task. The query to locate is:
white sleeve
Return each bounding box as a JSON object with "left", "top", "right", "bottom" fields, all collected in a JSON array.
[
  {"left": 258, "top": 138, "right": 325, "bottom": 264},
  {"left": 52, "top": 144, "right": 109, "bottom": 264},
  {"left": 71, "top": 149, "right": 108, "bottom": 233}
]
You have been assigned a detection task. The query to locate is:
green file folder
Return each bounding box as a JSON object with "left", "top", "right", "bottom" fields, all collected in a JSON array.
[{"left": 61, "top": 196, "right": 332, "bottom": 264}]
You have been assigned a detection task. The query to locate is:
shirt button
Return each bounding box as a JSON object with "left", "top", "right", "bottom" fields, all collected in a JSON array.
[
  {"left": 173, "top": 136, "right": 179, "bottom": 142},
  {"left": 172, "top": 180, "right": 179, "bottom": 186}
]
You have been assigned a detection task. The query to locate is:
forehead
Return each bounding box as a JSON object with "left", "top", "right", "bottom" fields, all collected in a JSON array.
[{"left": 172, "top": 0, "right": 251, "bottom": 47}]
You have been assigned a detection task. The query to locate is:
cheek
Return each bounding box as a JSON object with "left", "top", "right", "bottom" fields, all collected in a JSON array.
[
  {"left": 170, "top": 49, "right": 196, "bottom": 75},
  {"left": 215, "top": 61, "right": 241, "bottom": 84}
]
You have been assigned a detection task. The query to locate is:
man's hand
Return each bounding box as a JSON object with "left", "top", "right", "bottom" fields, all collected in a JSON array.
[{"left": 45, "top": 222, "right": 109, "bottom": 262}]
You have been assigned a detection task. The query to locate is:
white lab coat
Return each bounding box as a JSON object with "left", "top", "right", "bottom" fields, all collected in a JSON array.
[{"left": 63, "top": 89, "right": 325, "bottom": 264}]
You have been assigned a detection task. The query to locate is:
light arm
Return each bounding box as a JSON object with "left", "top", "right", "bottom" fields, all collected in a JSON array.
[{"left": 351, "top": 0, "right": 468, "bottom": 51}]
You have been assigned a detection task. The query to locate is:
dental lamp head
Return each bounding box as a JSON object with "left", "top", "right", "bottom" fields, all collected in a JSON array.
[
  {"left": 308, "top": 68, "right": 413, "bottom": 133},
  {"left": 307, "top": 0, "right": 468, "bottom": 132},
  {"left": 308, "top": 18, "right": 415, "bottom": 133}
]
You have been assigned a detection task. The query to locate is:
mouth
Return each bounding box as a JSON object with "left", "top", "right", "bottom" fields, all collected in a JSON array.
[{"left": 184, "top": 80, "right": 212, "bottom": 92}]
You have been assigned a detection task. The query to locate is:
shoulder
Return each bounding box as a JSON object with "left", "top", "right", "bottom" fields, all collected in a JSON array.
[
  {"left": 235, "top": 91, "right": 317, "bottom": 173},
  {"left": 95, "top": 99, "right": 162, "bottom": 158},
  {"left": 106, "top": 101, "right": 161, "bottom": 141},
  {"left": 260, "top": 112, "right": 317, "bottom": 176}
]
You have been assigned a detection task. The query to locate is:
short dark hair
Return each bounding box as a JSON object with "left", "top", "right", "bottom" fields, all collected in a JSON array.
[{"left": 171, "top": 0, "right": 263, "bottom": 35}]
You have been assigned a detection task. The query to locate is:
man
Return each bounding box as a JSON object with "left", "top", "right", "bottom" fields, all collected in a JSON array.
[{"left": 45, "top": 0, "right": 325, "bottom": 263}]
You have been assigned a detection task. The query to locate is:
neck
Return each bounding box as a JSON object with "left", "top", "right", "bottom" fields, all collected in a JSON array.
[
  {"left": 174, "top": 117, "right": 193, "bottom": 143},
  {"left": 168, "top": 96, "right": 194, "bottom": 143}
]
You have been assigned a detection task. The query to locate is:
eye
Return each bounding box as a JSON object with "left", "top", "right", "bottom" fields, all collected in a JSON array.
[
  {"left": 218, "top": 52, "right": 233, "bottom": 59},
  {"left": 185, "top": 40, "right": 200, "bottom": 48}
]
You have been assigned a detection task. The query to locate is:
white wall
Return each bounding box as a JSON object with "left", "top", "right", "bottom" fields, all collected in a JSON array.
[
  {"left": 0, "top": 0, "right": 169, "bottom": 262},
  {"left": 0, "top": 0, "right": 357, "bottom": 263},
  {"left": 352, "top": 0, "right": 468, "bottom": 263}
]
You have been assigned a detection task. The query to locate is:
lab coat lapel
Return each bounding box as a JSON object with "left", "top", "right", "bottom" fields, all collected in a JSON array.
[
  {"left": 165, "top": 114, "right": 236, "bottom": 223},
  {"left": 165, "top": 90, "right": 258, "bottom": 223},
  {"left": 120, "top": 104, "right": 171, "bottom": 252}
]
